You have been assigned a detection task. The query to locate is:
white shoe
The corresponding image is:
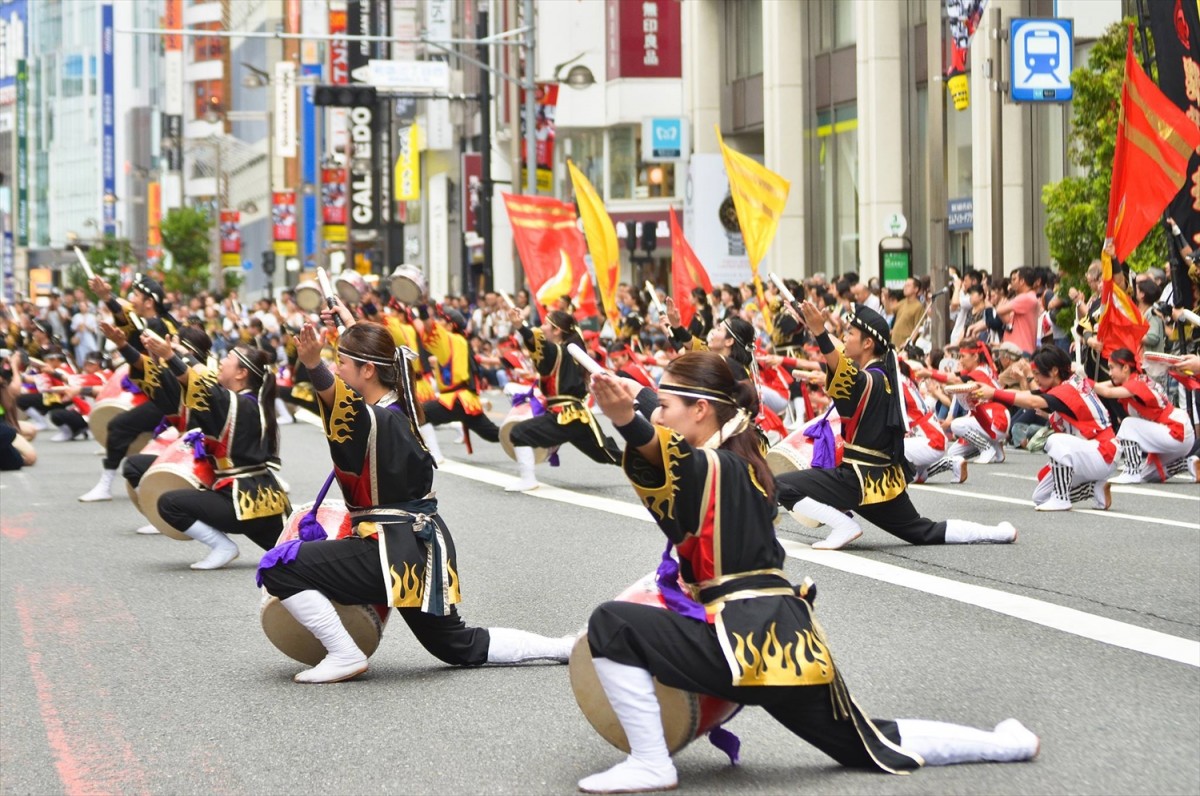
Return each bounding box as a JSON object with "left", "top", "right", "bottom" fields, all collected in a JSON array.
[
  {"left": 282, "top": 590, "right": 369, "bottom": 683},
  {"left": 1107, "top": 472, "right": 1142, "bottom": 485},
  {"left": 577, "top": 758, "right": 679, "bottom": 794},
  {"left": 811, "top": 526, "right": 863, "bottom": 550},
  {"left": 23, "top": 409, "right": 48, "bottom": 431},
  {"left": 293, "top": 654, "right": 369, "bottom": 684},
  {"left": 78, "top": 469, "right": 117, "bottom": 502},
  {"left": 183, "top": 521, "right": 241, "bottom": 570},
  {"left": 49, "top": 426, "right": 73, "bottom": 442},
  {"left": 991, "top": 441, "right": 1006, "bottom": 464},
  {"left": 1034, "top": 496, "right": 1072, "bottom": 512},
  {"left": 1188, "top": 456, "right": 1199, "bottom": 483},
  {"left": 506, "top": 446, "right": 540, "bottom": 492},
  {"left": 486, "top": 628, "right": 574, "bottom": 664},
  {"left": 1092, "top": 481, "right": 1112, "bottom": 510},
  {"left": 993, "top": 719, "right": 1041, "bottom": 761},
  {"left": 976, "top": 445, "right": 997, "bottom": 465},
  {"left": 944, "top": 519, "right": 1016, "bottom": 544},
  {"left": 135, "top": 524, "right": 161, "bottom": 535},
  {"left": 953, "top": 457, "right": 968, "bottom": 484}
]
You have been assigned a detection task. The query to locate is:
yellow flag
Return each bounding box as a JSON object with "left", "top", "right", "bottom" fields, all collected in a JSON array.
[
  {"left": 716, "top": 126, "right": 790, "bottom": 333},
  {"left": 394, "top": 123, "right": 421, "bottom": 201},
  {"left": 567, "top": 160, "right": 621, "bottom": 330}
]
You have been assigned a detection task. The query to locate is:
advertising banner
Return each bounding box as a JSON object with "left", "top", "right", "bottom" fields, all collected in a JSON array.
[
  {"left": 274, "top": 61, "right": 297, "bottom": 158},
  {"left": 394, "top": 124, "right": 421, "bottom": 202},
  {"left": 273, "top": 191, "right": 298, "bottom": 256},
  {"left": 520, "top": 83, "right": 558, "bottom": 193},
  {"left": 147, "top": 182, "right": 162, "bottom": 259},
  {"left": 102, "top": 3, "right": 115, "bottom": 236},
  {"left": 219, "top": 210, "right": 242, "bottom": 268},
  {"left": 322, "top": 167, "right": 348, "bottom": 242},
  {"left": 16, "top": 57, "right": 26, "bottom": 246},
  {"left": 461, "top": 152, "right": 482, "bottom": 234},
  {"left": 605, "top": 0, "right": 681, "bottom": 80}
]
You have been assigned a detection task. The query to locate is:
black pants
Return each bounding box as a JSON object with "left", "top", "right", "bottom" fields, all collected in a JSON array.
[
  {"left": 48, "top": 407, "right": 88, "bottom": 435},
  {"left": 157, "top": 487, "right": 282, "bottom": 550},
  {"left": 121, "top": 453, "right": 157, "bottom": 489},
  {"left": 0, "top": 424, "right": 24, "bottom": 471},
  {"left": 775, "top": 466, "right": 947, "bottom": 545},
  {"left": 509, "top": 413, "right": 621, "bottom": 464},
  {"left": 103, "top": 401, "right": 165, "bottom": 470},
  {"left": 260, "top": 534, "right": 490, "bottom": 667},
  {"left": 17, "top": 394, "right": 54, "bottom": 413},
  {"left": 588, "top": 601, "right": 904, "bottom": 771},
  {"left": 422, "top": 399, "right": 500, "bottom": 443},
  {"left": 279, "top": 385, "right": 320, "bottom": 415}
]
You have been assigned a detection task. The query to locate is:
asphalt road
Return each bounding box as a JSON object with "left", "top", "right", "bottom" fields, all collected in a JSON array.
[{"left": 2, "top": 406, "right": 1198, "bottom": 796}]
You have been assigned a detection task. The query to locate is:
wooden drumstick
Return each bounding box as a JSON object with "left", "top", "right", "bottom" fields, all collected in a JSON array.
[
  {"left": 73, "top": 246, "right": 96, "bottom": 282},
  {"left": 567, "top": 343, "right": 605, "bottom": 376}
]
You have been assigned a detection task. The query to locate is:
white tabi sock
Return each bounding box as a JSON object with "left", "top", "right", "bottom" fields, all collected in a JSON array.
[
  {"left": 577, "top": 658, "right": 678, "bottom": 794},
  {"left": 485, "top": 627, "right": 575, "bottom": 664},
  {"left": 281, "top": 590, "right": 368, "bottom": 684},
  {"left": 794, "top": 497, "right": 863, "bottom": 550},
  {"left": 896, "top": 718, "right": 1039, "bottom": 765}
]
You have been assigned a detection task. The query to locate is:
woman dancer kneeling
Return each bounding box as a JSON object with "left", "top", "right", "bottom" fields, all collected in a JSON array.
[
  {"left": 142, "top": 334, "right": 290, "bottom": 568},
  {"left": 580, "top": 351, "right": 1038, "bottom": 793},
  {"left": 258, "top": 320, "right": 574, "bottom": 683}
]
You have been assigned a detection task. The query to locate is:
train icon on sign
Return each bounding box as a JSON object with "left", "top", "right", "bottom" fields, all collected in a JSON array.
[
  {"left": 1010, "top": 18, "right": 1074, "bottom": 103},
  {"left": 1023, "top": 29, "right": 1062, "bottom": 77}
]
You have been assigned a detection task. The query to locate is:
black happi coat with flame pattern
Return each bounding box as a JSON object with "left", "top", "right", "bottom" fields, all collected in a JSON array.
[
  {"left": 627, "top": 426, "right": 834, "bottom": 688},
  {"left": 183, "top": 367, "right": 290, "bottom": 523},
  {"left": 624, "top": 426, "right": 923, "bottom": 774},
  {"left": 317, "top": 377, "right": 461, "bottom": 613},
  {"left": 823, "top": 350, "right": 908, "bottom": 504}
]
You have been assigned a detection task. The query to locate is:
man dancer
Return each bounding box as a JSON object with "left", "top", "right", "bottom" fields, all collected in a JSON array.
[
  {"left": 975, "top": 346, "right": 1115, "bottom": 512},
  {"left": 774, "top": 301, "right": 1014, "bottom": 550},
  {"left": 79, "top": 274, "right": 178, "bottom": 502}
]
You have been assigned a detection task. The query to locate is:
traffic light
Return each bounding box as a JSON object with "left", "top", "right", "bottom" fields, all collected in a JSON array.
[
  {"left": 625, "top": 223, "right": 638, "bottom": 254},
  {"left": 313, "top": 85, "right": 378, "bottom": 108},
  {"left": 262, "top": 250, "right": 276, "bottom": 276},
  {"left": 641, "top": 219, "right": 658, "bottom": 254}
]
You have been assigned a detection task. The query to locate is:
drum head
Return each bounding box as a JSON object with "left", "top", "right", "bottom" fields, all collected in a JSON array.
[
  {"left": 137, "top": 470, "right": 203, "bottom": 541},
  {"left": 295, "top": 284, "right": 324, "bottom": 312},
  {"left": 260, "top": 594, "right": 386, "bottom": 666},
  {"left": 389, "top": 265, "right": 427, "bottom": 305},
  {"left": 499, "top": 417, "right": 552, "bottom": 464},
  {"left": 88, "top": 403, "right": 120, "bottom": 447},
  {"left": 126, "top": 479, "right": 141, "bottom": 511},
  {"left": 568, "top": 635, "right": 701, "bottom": 755},
  {"left": 335, "top": 274, "right": 365, "bottom": 305}
]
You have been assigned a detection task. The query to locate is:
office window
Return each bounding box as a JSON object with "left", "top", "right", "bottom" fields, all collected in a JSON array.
[
  {"left": 558, "top": 128, "right": 604, "bottom": 199},
  {"left": 812, "top": 104, "right": 859, "bottom": 277},
  {"left": 608, "top": 126, "right": 675, "bottom": 201},
  {"left": 724, "top": 0, "right": 763, "bottom": 81}
]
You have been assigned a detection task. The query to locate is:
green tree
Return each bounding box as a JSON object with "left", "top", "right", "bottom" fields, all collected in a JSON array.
[
  {"left": 160, "top": 206, "right": 214, "bottom": 296},
  {"left": 1042, "top": 18, "right": 1167, "bottom": 280},
  {"left": 63, "top": 236, "right": 134, "bottom": 291}
]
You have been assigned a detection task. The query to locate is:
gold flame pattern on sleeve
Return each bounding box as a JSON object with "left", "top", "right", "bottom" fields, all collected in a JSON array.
[
  {"left": 627, "top": 426, "right": 688, "bottom": 521},
  {"left": 325, "top": 377, "right": 358, "bottom": 445},
  {"left": 826, "top": 354, "right": 857, "bottom": 401},
  {"left": 183, "top": 365, "right": 217, "bottom": 413}
]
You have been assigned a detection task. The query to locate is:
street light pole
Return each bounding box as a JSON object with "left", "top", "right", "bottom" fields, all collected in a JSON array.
[{"left": 522, "top": 0, "right": 536, "bottom": 196}]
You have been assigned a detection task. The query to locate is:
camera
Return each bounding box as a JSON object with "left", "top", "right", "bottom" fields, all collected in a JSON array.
[{"left": 1152, "top": 300, "right": 1173, "bottom": 318}]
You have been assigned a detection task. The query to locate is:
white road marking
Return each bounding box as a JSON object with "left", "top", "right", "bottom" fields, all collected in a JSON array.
[
  {"left": 910, "top": 484, "right": 1200, "bottom": 530},
  {"left": 779, "top": 540, "right": 1199, "bottom": 668},
  {"left": 437, "top": 456, "right": 1200, "bottom": 668},
  {"left": 990, "top": 471, "right": 1200, "bottom": 502}
]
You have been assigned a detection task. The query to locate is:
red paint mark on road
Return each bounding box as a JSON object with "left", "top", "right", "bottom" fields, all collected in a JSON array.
[
  {"left": 14, "top": 586, "right": 151, "bottom": 796},
  {"left": 1, "top": 512, "right": 35, "bottom": 539}
]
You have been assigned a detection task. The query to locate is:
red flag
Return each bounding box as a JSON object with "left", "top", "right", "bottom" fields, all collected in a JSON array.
[
  {"left": 572, "top": 270, "right": 599, "bottom": 321},
  {"left": 501, "top": 193, "right": 590, "bottom": 312},
  {"left": 668, "top": 208, "right": 713, "bottom": 329},
  {"left": 1106, "top": 26, "right": 1200, "bottom": 261},
  {"left": 1097, "top": 252, "right": 1149, "bottom": 359}
]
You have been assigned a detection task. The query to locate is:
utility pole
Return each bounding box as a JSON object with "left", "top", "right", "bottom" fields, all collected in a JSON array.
[
  {"left": 988, "top": 7, "right": 1007, "bottom": 283},
  {"left": 926, "top": 0, "right": 948, "bottom": 348},
  {"left": 522, "top": 0, "right": 536, "bottom": 196},
  {"left": 478, "top": 2, "right": 493, "bottom": 294}
]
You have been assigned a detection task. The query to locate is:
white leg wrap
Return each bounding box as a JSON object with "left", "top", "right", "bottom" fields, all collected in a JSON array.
[
  {"left": 896, "top": 718, "right": 1039, "bottom": 766},
  {"left": 281, "top": 590, "right": 368, "bottom": 684},
  {"left": 577, "top": 658, "right": 677, "bottom": 794},
  {"left": 486, "top": 627, "right": 574, "bottom": 664},
  {"left": 795, "top": 498, "right": 863, "bottom": 550}
]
